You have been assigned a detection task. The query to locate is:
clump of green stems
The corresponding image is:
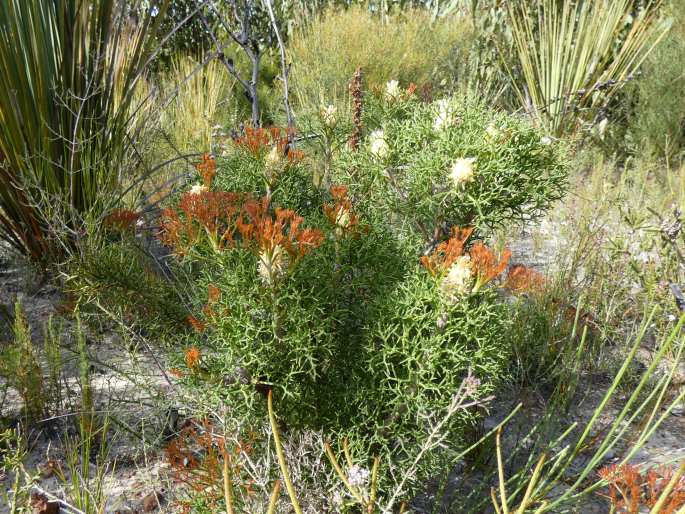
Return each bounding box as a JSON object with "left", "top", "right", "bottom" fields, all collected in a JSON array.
[
  {"left": 0, "top": 0, "right": 169, "bottom": 260},
  {"left": 507, "top": 0, "right": 670, "bottom": 136},
  {"left": 486, "top": 308, "right": 685, "bottom": 513}
]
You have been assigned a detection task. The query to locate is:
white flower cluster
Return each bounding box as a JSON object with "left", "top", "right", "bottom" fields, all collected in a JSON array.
[
  {"left": 449, "top": 157, "right": 476, "bottom": 187},
  {"left": 369, "top": 130, "right": 389, "bottom": 159},
  {"left": 385, "top": 79, "right": 401, "bottom": 102},
  {"left": 265, "top": 146, "right": 281, "bottom": 168},
  {"left": 320, "top": 104, "right": 337, "bottom": 128},
  {"left": 434, "top": 99, "right": 458, "bottom": 131},
  {"left": 189, "top": 184, "right": 208, "bottom": 195},
  {"left": 441, "top": 255, "right": 473, "bottom": 297}
]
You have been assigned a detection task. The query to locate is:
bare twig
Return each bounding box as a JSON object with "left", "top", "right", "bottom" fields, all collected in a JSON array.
[{"left": 262, "top": 0, "right": 295, "bottom": 130}]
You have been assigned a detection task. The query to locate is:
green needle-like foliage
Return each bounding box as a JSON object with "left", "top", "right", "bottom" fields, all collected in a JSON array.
[
  {"left": 507, "top": 0, "right": 669, "bottom": 136},
  {"left": 0, "top": 0, "right": 167, "bottom": 261}
]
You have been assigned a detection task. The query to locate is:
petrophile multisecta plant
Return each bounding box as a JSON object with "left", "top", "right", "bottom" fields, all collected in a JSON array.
[{"left": 157, "top": 95, "right": 567, "bottom": 498}]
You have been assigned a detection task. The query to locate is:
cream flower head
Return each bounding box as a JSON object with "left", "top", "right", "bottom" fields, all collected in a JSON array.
[
  {"left": 335, "top": 208, "right": 351, "bottom": 229},
  {"left": 385, "top": 79, "right": 401, "bottom": 102},
  {"left": 485, "top": 123, "right": 500, "bottom": 140},
  {"left": 265, "top": 145, "right": 281, "bottom": 167},
  {"left": 441, "top": 255, "right": 473, "bottom": 297},
  {"left": 189, "top": 184, "right": 208, "bottom": 195},
  {"left": 320, "top": 104, "right": 337, "bottom": 128},
  {"left": 258, "top": 245, "right": 289, "bottom": 285},
  {"left": 434, "top": 98, "right": 457, "bottom": 130},
  {"left": 369, "top": 130, "right": 389, "bottom": 159},
  {"left": 450, "top": 157, "right": 476, "bottom": 187}
]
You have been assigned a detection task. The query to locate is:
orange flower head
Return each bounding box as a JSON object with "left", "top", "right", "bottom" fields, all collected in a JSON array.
[
  {"left": 207, "top": 284, "right": 221, "bottom": 304},
  {"left": 184, "top": 346, "right": 201, "bottom": 370},
  {"left": 239, "top": 196, "right": 324, "bottom": 278},
  {"left": 194, "top": 154, "right": 217, "bottom": 188},
  {"left": 421, "top": 226, "right": 474, "bottom": 277},
  {"left": 595, "top": 463, "right": 685, "bottom": 514},
  {"left": 187, "top": 315, "right": 205, "bottom": 333},
  {"left": 505, "top": 264, "right": 545, "bottom": 294},
  {"left": 323, "top": 185, "right": 361, "bottom": 235},
  {"left": 469, "top": 242, "right": 511, "bottom": 291},
  {"left": 235, "top": 126, "right": 303, "bottom": 163}
]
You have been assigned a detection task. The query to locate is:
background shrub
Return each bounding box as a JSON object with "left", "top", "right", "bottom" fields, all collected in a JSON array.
[
  {"left": 288, "top": 5, "right": 473, "bottom": 114},
  {"left": 628, "top": 0, "right": 685, "bottom": 161}
]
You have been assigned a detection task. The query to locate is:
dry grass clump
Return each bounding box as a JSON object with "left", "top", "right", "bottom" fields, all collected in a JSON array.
[
  {"left": 160, "top": 55, "right": 236, "bottom": 154},
  {"left": 288, "top": 5, "right": 473, "bottom": 113}
]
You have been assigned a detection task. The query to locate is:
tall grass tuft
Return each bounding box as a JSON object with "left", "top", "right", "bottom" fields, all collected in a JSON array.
[
  {"left": 288, "top": 5, "right": 472, "bottom": 114},
  {"left": 507, "top": 0, "right": 669, "bottom": 136},
  {"left": 0, "top": 0, "right": 167, "bottom": 261},
  {"left": 161, "top": 55, "right": 235, "bottom": 155}
]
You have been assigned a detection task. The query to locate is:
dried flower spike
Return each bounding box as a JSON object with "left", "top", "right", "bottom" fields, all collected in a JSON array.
[{"left": 348, "top": 67, "right": 363, "bottom": 151}]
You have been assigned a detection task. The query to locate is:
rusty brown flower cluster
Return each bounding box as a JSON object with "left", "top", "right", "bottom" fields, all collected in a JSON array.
[
  {"left": 165, "top": 419, "right": 256, "bottom": 512},
  {"left": 158, "top": 191, "right": 245, "bottom": 254},
  {"left": 420, "top": 226, "right": 544, "bottom": 295},
  {"left": 504, "top": 263, "right": 545, "bottom": 293},
  {"left": 323, "top": 185, "right": 362, "bottom": 236},
  {"left": 598, "top": 463, "right": 685, "bottom": 514},
  {"left": 234, "top": 126, "right": 304, "bottom": 162},
  {"left": 420, "top": 226, "right": 474, "bottom": 278},
  {"left": 159, "top": 193, "right": 324, "bottom": 285},
  {"left": 103, "top": 209, "right": 140, "bottom": 233}
]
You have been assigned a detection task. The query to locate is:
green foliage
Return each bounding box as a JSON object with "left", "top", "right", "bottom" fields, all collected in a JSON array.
[
  {"left": 0, "top": 302, "right": 45, "bottom": 423},
  {"left": 43, "top": 316, "right": 64, "bottom": 413},
  {"left": 0, "top": 428, "right": 31, "bottom": 513},
  {"left": 345, "top": 93, "right": 567, "bottom": 237},
  {"left": 288, "top": 5, "right": 473, "bottom": 114},
  {"left": 0, "top": 0, "right": 166, "bottom": 261},
  {"left": 629, "top": 0, "right": 685, "bottom": 160},
  {"left": 64, "top": 237, "right": 190, "bottom": 332},
  {"left": 57, "top": 420, "right": 112, "bottom": 514},
  {"left": 483, "top": 311, "right": 685, "bottom": 514},
  {"left": 357, "top": 274, "right": 510, "bottom": 465}
]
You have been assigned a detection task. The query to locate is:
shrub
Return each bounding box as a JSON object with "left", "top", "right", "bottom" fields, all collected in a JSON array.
[
  {"left": 64, "top": 234, "right": 190, "bottom": 334},
  {"left": 628, "top": 0, "right": 685, "bottom": 161},
  {"left": 151, "top": 93, "right": 566, "bottom": 497},
  {"left": 288, "top": 6, "right": 473, "bottom": 115}
]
